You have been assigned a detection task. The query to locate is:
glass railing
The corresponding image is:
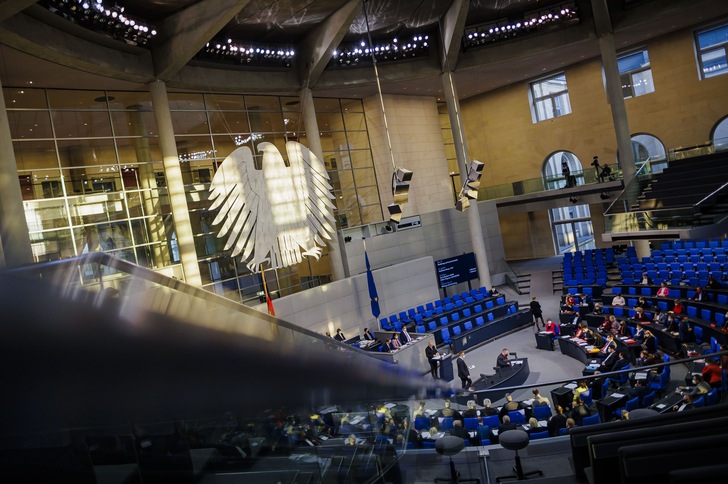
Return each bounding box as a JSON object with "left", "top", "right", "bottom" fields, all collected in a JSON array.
[{"left": 478, "top": 163, "right": 623, "bottom": 201}]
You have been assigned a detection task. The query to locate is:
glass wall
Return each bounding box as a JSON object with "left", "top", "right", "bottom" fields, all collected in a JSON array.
[{"left": 5, "top": 88, "right": 381, "bottom": 305}]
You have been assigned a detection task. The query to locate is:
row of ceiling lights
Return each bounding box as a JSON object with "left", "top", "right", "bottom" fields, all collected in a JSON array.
[
  {"left": 463, "top": 2, "right": 579, "bottom": 50},
  {"left": 40, "top": 1, "right": 578, "bottom": 65},
  {"left": 41, "top": 0, "right": 157, "bottom": 47}
]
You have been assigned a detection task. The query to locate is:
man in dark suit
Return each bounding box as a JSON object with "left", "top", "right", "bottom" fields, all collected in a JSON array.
[
  {"left": 450, "top": 420, "right": 469, "bottom": 440},
  {"left": 498, "top": 415, "right": 518, "bottom": 435},
  {"left": 400, "top": 326, "right": 413, "bottom": 344},
  {"left": 425, "top": 341, "right": 440, "bottom": 378},
  {"left": 611, "top": 352, "right": 630, "bottom": 373},
  {"left": 363, "top": 327, "right": 374, "bottom": 340},
  {"left": 598, "top": 346, "right": 619, "bottom": 372},
  {"left": 628, "top": 379, "right": 650, "bottom": 406},
  {"left": 334, "top": 328, "right": 346, "bottom": 341},
  {"left": 496, "top": 348, "right": 511, "bottom": 368},
  {"left": 456, "top": 351, "right": 473, "bottom": 389},
  {"left": 547, "top": 406, "right": 568, "bottom": 437}
]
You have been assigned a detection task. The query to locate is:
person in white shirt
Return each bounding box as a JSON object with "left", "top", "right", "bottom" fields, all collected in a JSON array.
[{"left": 612, "top": 294, "right": 626, "bottom": 306}]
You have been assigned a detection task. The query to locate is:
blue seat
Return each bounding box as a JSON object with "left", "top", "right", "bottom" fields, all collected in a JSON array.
[
  {"left": 487, "top": 312, "right": 495, "bottom": 321},
  {"left": 530, "top": 430, "right": 549, "bottom": 440},
  {"left": 415, "top": 417, "right": 429, "bottom": 431},
  {"left": 693, "top": 396, "right": 705, "bottom": 408},
  {"left": 416, "top": 325, "right": 426, "bottom": 334},
  {"left": 423, "top": 441, "right": 436, "bottom": 449},
  {"left": 614, "top": 396, "right": 639, "bottom": 417},
  {"left": 464, "top": 418, "right": 479, "bottom": 431},
  {"left": 694, "top": 326, "right": 704, "bottom": 344},
  {"left": 581, "top": 414, "right": 601, "bottom": 426},
  {"left": 439, "top": 417, "right": 454, "bottom": 431},
  {"left": 641, "top": 391, "right": 656, "bottom": 408},
  {"left": 463, "top": 320, "right": 473, "bottom": 331},
  {"left": 474, "top": 304, "right": 483, "bottom": 313},
  {"left": 613, "top": 307, "right": 624, "bottom": 317},
  {"left": 482, "top": 415, "right": 500, "bottom": 429},
  {"left": 440, "top": 316, "right": 449, "bottom": 326},
  {"left": 706, "top": 388, "right": 719, "bottom": 406},
  {"left": 452, "top": 325, "right": 462, "bottom": 337},
  {"left": 607, "top": 364, "right": 631, "bottom": 388},
  {"left": 428, "top": 321, "right": 437, "bottom": 331},
  {"left": 426, "top": 302, "right": 435, "bottom": 311},
  {"left": 496, "top": 297, "right": 505, "bottom": 305},
  {"left": 701, "top": 309, "right": 712, "bottom": 321},
  {"left": 485, "top": 300, "right": 494, "bottom": 309},
  {"left": 463, "top": 308, "right": 472, "bottom": 317},
  {"left": 580, "top": 390, "right": 593, "bottom": 407},
  {"left": 441, "top": 328, "right": 452, "bottom": 345},
  {"left": 507, "top": 411, "right": 526, "bottom": 425},
  {"left": 451, "top": 312, "right": 461, "bottom": 322},
  {"left": 533, "top": 405, "right": 552, "bottom": 420},
  {"left": 475, "top": 316, "right": 485, "bottom": 326},
  {"left": 559, "top": 428, "right": 571, "bottom": 436}
]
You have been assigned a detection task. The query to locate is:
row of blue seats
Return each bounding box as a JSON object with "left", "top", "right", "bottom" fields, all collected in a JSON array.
[
  {"left": 660, "top": 239, "right": 728, "bottom": 250},
  {"left": 624, "top": 252, "right": 728, "bottom": 265},
  {"left": 565, "top": 277, "right": 608, "bottom": 287},
  {"left": 379, "top": 286, "right": 493, "bottom": 329},
  {"left": 422, "top": 304, "right": 520, "bottom": 345},
  {"left": 620, "top": 261, "right": 728, "bottom": 273},
  {"left": 414, "top": 300, "right": 504, "bottom": 332},
  {"left": 620, "top": 273, "right": 723, "bottom": 288},
  {"left": 613, "top": 285, "right": 728, "bottom": 305}
]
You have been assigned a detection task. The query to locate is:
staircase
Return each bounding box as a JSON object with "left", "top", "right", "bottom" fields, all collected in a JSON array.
[{"left": 552, "top": 269, "right": 563, "bottom": 294}]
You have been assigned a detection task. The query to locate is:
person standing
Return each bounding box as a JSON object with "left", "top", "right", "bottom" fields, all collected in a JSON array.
[
  {"left": 456, "top": 351, "right": 473, "bottom": 389},
  {"left": 496, "top": 348, "right": 511, "bottom": 368},
  {"left": 425, "top": 341, "right": 440, "bottom": 378},
  {"left": 591, "top": 155, "right": 600, "bottom": 181},
  {"left": 530, "top": 296, "right": 544, "bottom": 329},
  {"left": 400, "top": 325, "right": 413, "bottom": 344},
  {"left": 562, "top": 161, "right": 572, "bottom": 188}
]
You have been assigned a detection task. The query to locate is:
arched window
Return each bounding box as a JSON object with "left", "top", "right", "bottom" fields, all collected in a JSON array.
[
  {"left": 711, "top": 116, "right": 728, "bottom": 151},
  {"left": 631, "top": 133, "right": 667, "bottom": 173},
  {"left": 542, "top": 151, "right": 584, "bottom": 190},
  {"left": 542, "top": 152, "right": 595, "bottom": 253}
]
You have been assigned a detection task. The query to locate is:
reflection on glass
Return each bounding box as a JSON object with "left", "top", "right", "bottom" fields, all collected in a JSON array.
[
  {"left": 7, "top": 110, "right": 53, "bottom": 139},
  {"left": 3, "top": 87, "right": 48, "bottom": 109},
  {"left": 52, "top": 111, "right": 113, "bottom": 138}
]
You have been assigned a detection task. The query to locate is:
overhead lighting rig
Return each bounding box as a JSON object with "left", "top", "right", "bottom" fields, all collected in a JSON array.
[{"left": 455, "top": 160, "right": 484, "bottom": 212}]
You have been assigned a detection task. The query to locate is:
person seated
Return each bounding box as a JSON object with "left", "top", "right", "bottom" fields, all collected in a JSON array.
[
  {"left": 677, "top": 373, "right": 711, "bottom": 399},
  {"left": 701, "top": 359, "right": 723, "bottom": 388},
  {"left": 544, "top": 319, "right": 559, "bottom": 334},
  {"left": 611, "top": 319, "right": 625, "bottom": 336},
  {"left": 413, "top": 401, "right": 427, "bottom": 418},
  {"left": 611, "top": 293, "right": 626, "bottom": 306},
  {"left": 362, "top": 327, "right": 374, "bottom": 340},
  {"left": 598, "top": 315, "right": 614, "bottom": 333},
  {"left": 672, "top": 393, "right": 694, "bottom": 412},
  {"left": 450, "top": 419, "right": 469, "bottom": 440},
  {"left": 634, "top": 349, "right": 650, "bottom": 367},
  {"left": 462, "top": 400, "right": 479, "bottom": 418},
  {"left": 526, "top": 417, "right": 541, "bottom": 434},
  {"left": 490, "top": 287, "right": 503, "bottom": 297},
  {"left": 672, "top": 299, "right": 683, "bottom": 315},
  {"left": 346, "top": 434, "right": 358, "bottom": 446},
  {"left": 390, "top": 333, "right": 402, "bottom": 349},
  {"left": 481, "top": 398, "right": 499, "bottom": 416},
  {"left": 634, "top": 325, "right": 646, "bottom": 343},
  {"left": 597, "top": 333, "right": 616, "bottom": 354},
  {"left": 589, "top": 329, "right": 605, "bottom": 349},
  {"left": 639, "top": 272, "right": 653, "bottom": 285},
  {"left": 426, "top": 425, "right": 441, "bottom": 440},
  {"left": 656, "top": 282, "right": 670, "bottom": 297},
  {"left": 652, "top": 307, "right": 667, "bottom": 325},
  {"left": 561, "top": 294, "right": 575, "bottom": 314},
  {"left": 678, "top": 315, "right": 694, "bottom": 344},
  {"left": 665, "top": 313, "right": 679, "bottom": 332},
  {"left": 598, "top": 346, "right": 619, "bottom": 372},
  {"left": 334, "top": 328, "right": 346, "bottom": 341},
  {"left": 499, "top": 393, "right": 523, "bottom": 417},
  {"left": 531, "top": 388, "right": 551, "bottom": 407},
  {"left": 642, "top": 331, "right": 657, "bottom": 353},
  {"left": 706, "top": 275, "right": 721, "bottom": 290},
  {"left": 547, "top": 406, "right": 568, "bottom": 437},
  {"left": 438, "top": 400, "right": 463, "bottom": 421},
  {"left": 565, "top": 417, "right": 577, "bottom": 430},
  {"left": 496, "top": 348, "right": 512, "bottom": 368},
  {"left": 636, "top": 296, "right": 649, "bottom": 309},
  {"left": 573, "top": 380, "right": 590, "bottom": 403},
  {"left": 593, "top": 302, "right": 604, "bottom": 315},
  {"left": 573, "top": 322, "right": 588, "bottom": 339},
  {"left": 691, "top": 286, "right": 705, "bottom": 302},
  {"left": 611, "top": 351, "right": 630, "bottom": 373},
  {"left": 498, "top": 415, "right": 518, "bottom": 434},
  {"left": 570, "top": 398, "right": 591, "bottom": 425},
  {"left": 632, "top": 307, "right": 648, "bottom": 322}
]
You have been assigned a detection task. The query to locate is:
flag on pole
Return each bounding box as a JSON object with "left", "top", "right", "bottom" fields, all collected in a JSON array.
[
  {"left": 365, "top": 249, "right": 380, "bottom": 318},
  {"left": 260, "top": 265, "right": 276, "bottom": 317}
]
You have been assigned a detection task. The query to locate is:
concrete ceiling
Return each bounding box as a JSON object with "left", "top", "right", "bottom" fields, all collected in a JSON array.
[{"left": 0, "top": 0, "right": 727, "bottom": 100}]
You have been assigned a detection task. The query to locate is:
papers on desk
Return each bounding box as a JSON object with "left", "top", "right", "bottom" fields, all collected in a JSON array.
[
  {"left": 421, "top": 431, "right": 445, "bottom": 439},
  {"left": 564, "top": 383, "right": 578, "bottom": 390},
  {"left": 611, "top": 393, "right": 626, "bottom": 398},
  {"left": 349, "top": 416, "right": 365, "bottom": 425},
  {"left": 522, "top": 399, "right": 535, "bottom": 406},
  {"left": 384, "top": 403, "right": 397, "bottom": 409},
  {"left": 424, "top": 409, "right": 438, "bottom": 417},
  {"left": 656, "top": 404, "right": 666, "bottom": 409},
  {"left": 635, "top": 372, "right": 648, "bottom": 380},
  {"left": 491, "top": 429, "right": 499, "bottom": 436},
  {"left": 512, "top": 360, "right": 524, "bottom": 365},
  {"left": 319, "top": 405, "right": 338, "bottom": 414}
]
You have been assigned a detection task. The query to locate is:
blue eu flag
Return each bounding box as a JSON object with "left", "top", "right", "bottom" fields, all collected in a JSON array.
[{"left": 365, "top": 251, "right": 380, "bottom": 318}]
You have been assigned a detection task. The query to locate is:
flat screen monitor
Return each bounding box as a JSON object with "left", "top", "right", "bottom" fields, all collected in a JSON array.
[{"left": 435, "top": 253, "right": 478, "bottom": 288}]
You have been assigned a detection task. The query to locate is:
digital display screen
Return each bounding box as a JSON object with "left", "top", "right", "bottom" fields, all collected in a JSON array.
[{"left": 435, "top": 253, "right": 478, "bottom": 288}]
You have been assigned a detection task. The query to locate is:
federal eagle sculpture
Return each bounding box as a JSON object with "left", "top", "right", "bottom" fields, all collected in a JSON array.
[{"left": 208, "top": 141, "right": 336, "bottom": 272}]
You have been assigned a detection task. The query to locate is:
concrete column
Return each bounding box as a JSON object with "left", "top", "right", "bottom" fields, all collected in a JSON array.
[
  {"left": 300, "top": 87, "right": 346, "bottom": 281},
  {"left": 128, "top": 105, "right": 168, "bottom": 267},
  {"left": 441, "top": 71, "right": 492, "bottom": 290},
  {"left": 592, "top": 0, "right": 637, "bottom": 185},
  {"left": 633, "top": 239, "right": 651, "bottom": 260},
  {"left": 148, "top": 80, "right": 202, "bottom": 286},
  {"left": 0, "top": 78, "right": 34, "bottom": 267}
]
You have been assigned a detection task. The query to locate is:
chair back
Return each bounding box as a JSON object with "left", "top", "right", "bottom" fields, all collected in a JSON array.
[
  {"left": 533, "top": 405, "right": 552, "bottom": 420},
  {"left": 582, "top": 414, "right": 601, "bottom": 426},
  {"left": 464, "top": 418, "right": 479, "bottom": 431},
  {"left": 530, "top": 430, "right": 549, "bottom": 440}
]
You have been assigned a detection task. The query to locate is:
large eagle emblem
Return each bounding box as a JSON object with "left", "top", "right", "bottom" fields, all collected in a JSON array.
[{"left": 208, "top": 141, "right": 336, "bottom": 271}]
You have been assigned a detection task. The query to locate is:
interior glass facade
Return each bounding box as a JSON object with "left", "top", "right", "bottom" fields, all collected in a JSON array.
[{"left": 5, "top": 87, "right": 381, "bottom": 305}]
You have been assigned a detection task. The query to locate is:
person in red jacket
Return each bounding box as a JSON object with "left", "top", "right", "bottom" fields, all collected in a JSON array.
[{"left": 702, "top": 359, "right": 722, "bottom": 388}]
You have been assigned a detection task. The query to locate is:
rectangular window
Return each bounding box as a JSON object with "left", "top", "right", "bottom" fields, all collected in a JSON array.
[
  {"left": 530, "top": 73, "right": 571, "bottom": 122},
  {"left": 617, "top": 49, "right": 654, "bottom": 98},
  {"left": 696, "top": 23, "right": 728, "bottom": 79}
]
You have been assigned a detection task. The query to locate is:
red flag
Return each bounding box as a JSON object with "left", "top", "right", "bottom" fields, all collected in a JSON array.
[{"left": 266, "top": 291, "right": 276, "bottom": 316}]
